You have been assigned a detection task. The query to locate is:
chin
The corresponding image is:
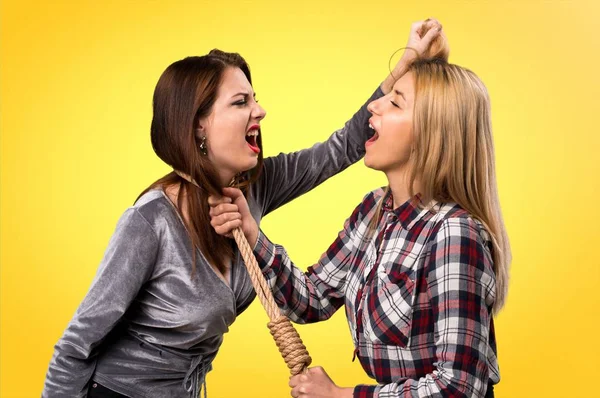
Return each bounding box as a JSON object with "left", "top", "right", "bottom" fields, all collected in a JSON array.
[
  {"left": 239, "top": 158, "right": 259, "bottom": 173},
  {"left": 363, "top": 157, "right": 381, "bottom": 171}
]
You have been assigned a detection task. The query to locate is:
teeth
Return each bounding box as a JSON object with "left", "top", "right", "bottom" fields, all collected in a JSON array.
[
  {"left": 246, "top": 130, "right": 259, "bottom": 137},
  {"left": 369, "top": 123, "right": 375, "bottom": 130}
]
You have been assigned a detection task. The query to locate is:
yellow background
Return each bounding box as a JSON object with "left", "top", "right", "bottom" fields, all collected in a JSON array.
[{"left": 2, "top": 1, "right": 599, "bottom": 397}]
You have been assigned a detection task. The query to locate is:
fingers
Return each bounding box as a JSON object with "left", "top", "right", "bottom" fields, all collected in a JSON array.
[
  {"left": 289, "top": 374, "right": 307, "bottom": 388},
  {"left": 290, "top": 385, "right": 306, "bottom": 398},
  {"left": 410, "top": 20, "right": 424, "bottom": 35},
  {"left": 211, "top": 217, "right": 242, "bottom": 236},
  {"left": 208, "top": 187, "right": 243, "bottom": 207},
  {"left": 219, "top": 187, "right": 250, "bottom": 214},
  {"left": 208, "top": 194, "right": 232, "bottom": 207},
  {"left": 209, "top": 202, "right": 243, "bottom": 236},
  {"left": 208, "top": 187, "right": 253, "bottom": 238},
  {"left": 411, "top": 18, "right": 441, "bottom": 40},
  {"left": 421, "top": 23, "right": 441, "bottom": 45},
  {"left": 209, "top": 203, "right": 239, "bottom": 217},
  {"left": 424, "top": 17, "right": 441, "bottom": 28},
  {"left": 221, "top": 187, "right": 244, "bottom": 200},
  {"left": 210, "top": 209, "right": 241, "bottom": 225},
  {"left": 423, "top": 18, "right": 441, "bottom": 34}
]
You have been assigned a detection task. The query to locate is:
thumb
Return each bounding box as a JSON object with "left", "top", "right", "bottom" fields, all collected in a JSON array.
[
  {"left": 221, "top": 187, "right": 244, "bottom": 201},
  {"left": 222, "top": 187, "right": 251, "bottom": 215}
]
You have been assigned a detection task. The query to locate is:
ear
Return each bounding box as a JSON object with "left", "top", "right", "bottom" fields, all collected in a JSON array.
[{"left": 195, "top": 126, "right": 205, "bottom": 139}]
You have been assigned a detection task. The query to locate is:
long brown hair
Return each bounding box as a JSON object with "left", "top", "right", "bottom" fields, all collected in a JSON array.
[{"left": 139, "top": 49, "right": 264, "bottom": 274}]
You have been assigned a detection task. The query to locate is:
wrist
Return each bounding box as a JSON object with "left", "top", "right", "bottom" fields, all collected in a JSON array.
[
  {"left": 337, "top": 386, "right": 354, "bottom": 398},
  {"left": 381, "top": 56, "right": 412, "bottom": 94},
  {"left": 392, "top": 55, "right": 412, "bottom": 77},
  {"left": 399, "top": 47, "right": 419, "bottom": 64}
]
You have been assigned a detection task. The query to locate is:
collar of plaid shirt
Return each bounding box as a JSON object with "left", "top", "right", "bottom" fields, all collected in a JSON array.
[{"left": 379, "top": 190, "right": 443, "bottom": 230}]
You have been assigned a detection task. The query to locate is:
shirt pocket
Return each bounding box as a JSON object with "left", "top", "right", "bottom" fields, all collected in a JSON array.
[{"left": 363, "top": 262, "right": 418, "bottom": 348}]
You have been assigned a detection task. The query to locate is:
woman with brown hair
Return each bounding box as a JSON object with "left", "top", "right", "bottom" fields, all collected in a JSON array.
[
  {"left": 42, "top": 21, "right": 443, "bottom": 398},
  {"left": 210, "top": 28, "right": 509, "bottom": 398}
]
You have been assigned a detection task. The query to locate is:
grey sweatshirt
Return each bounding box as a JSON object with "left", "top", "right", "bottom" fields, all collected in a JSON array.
[{"left": 42, "top": 87, "right": 383, "bottom": 397}]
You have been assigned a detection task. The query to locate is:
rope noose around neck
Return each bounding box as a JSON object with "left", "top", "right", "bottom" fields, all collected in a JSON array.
[{"left": 175, "top": 169, "right": 312, "bottom": 376}]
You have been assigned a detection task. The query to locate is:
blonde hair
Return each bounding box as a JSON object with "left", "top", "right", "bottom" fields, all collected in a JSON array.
[
  {"left": 371, "top": 29, "right": 511, "bottom": 313},
  {"left": 407, "top": 59, "right": 511, "bottom": 313}
]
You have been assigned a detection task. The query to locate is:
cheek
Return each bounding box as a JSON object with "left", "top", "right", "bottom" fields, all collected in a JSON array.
[
  {"left": 396, "top": 116, "right": 412, "bottom": 136},
  {"left": 384, "top": 115, "right": 412, "bottom": 145},
  {"left": 209, "top": 115, "right": 244, "bottom": 148},
  {"left": 396, "top": 116, "right": 413, "bottom": 149},
  {"left": 379, "top": 117, "right": 413, "bottom": 166}
]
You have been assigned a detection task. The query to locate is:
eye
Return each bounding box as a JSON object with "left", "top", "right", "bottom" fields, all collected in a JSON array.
[
  {"left": 390, "top": 100, "right": 401, "bottom": 109},
  {"left": 233, "top": 99, "right": 247, "bottom": 106}
]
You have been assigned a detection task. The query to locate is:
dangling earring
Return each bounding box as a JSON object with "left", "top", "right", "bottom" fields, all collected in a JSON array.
[{"left": 199, "top": 136, "right": 208, "bottom": 156}]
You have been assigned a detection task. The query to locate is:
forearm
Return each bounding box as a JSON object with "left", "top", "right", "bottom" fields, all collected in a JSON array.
[
  {"left": 380, "top": 54, "right": 415, "bottom": 94},
  {"left": 253, "top": 230, "right": 345, "bottom": 323},
  {"left": 256, "top": 86, "right": 382, "bottom": 216}
]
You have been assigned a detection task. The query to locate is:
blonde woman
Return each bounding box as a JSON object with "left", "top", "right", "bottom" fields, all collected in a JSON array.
[{"left": 209, "top": 36, "right": 510, "bottom": 398}]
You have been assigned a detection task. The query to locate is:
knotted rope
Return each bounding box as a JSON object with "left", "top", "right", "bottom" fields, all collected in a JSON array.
[
  {"left": 231, "top": 227, "right": 312, "bottom": 376},
  {"left": 174, "top": 169, "right": 312, "bottom": 376}
]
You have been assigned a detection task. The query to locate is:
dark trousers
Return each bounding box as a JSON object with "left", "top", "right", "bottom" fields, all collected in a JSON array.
[
  {"left": 87, "top": 382, "right": 128, "bottom": 398},
  {"left": 486, "top": 382, "right": 495, "bottom": 398},
  {"left": 86, "top": 379, "right": 494, "bottom": 397}
]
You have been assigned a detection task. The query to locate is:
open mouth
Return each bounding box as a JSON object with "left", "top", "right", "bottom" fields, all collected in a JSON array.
[
  {"left": 365, "top": 130, "right": 379, "bottom": 147},
  {"left": 365, "top": 121, "right": 379, "bottom": 148},
  {"left": 246, "top": 130, "right": 260, "bottom": 154}
]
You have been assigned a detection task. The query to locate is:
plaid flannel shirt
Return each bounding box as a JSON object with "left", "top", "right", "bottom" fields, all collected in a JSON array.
[{"left": 254, "top": 188, "right": 500, "bottom": 397}]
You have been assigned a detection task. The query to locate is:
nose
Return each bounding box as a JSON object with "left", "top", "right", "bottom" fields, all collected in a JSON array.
[
  {"left": 253, "top": 102, "right": 266, "bottom": 121},
  {"left": 367, "top": 97, "right": 382, "bottom": 115}
]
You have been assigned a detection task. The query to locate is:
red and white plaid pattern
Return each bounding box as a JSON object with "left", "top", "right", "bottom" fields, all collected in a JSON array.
[{"left": 254, "top": 188, "right": 499, "bottom": 397}]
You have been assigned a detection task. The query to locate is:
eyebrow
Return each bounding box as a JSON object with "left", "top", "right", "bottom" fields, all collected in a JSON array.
[
  {"left": 231, "top": 92, "right": 256, "bottom": 99},
  {"left": 394, "top": 90, "right": 407, "bottom": 102}
]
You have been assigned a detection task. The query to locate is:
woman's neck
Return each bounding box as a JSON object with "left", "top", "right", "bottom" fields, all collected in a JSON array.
[
  {"left": 386, "top": 168, "right": 420, "bottom": 209},
  {"left": 218, "top": 170, "right": 237, "bottom": 188}
]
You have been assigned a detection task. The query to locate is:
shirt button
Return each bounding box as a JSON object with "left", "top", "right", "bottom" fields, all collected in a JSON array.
[{"left": 92, "top": 383, "right": 98, "bottom": 388}]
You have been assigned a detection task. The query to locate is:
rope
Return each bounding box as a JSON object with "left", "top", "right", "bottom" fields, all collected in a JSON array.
[
  {"left": 232, "top": 227, "right": 312, "bottom": 375},
  {"left": 173, "top": 169, "right": 312, "bottom": 377}
]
